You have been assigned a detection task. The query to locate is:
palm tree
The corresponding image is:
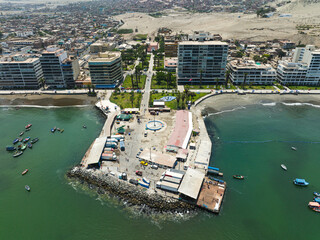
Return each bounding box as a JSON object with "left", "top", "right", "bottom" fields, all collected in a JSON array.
[
  {"left": 225, "top": 70, "right": 230, "bottom": 89},
  {"left": 176, "top": 92, "right": 181, "bottom": 109},
  {"left": 130, "top": 90, "right": 134, "bottom": 107},
  {"left": 242, "top": 73, "right": 248, "bottom": 89},
  {"left": 131, "top": 74, "right": 134, "bottom": 89},
  {"left": 199, "top": 69, "right": 203, "bottom": 88},
  {"left": 39, "top": 77, "right": 46, "bottom": 89}
]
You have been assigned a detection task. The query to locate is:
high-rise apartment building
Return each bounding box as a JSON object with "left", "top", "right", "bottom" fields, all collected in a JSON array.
[
  {"left": 40, "top": 46, "right": 79, "bottom": 88},
  {"left": 277, "top": 45, "right": 320, "bottom": 85},
  {"left": 177, "top": 41, "right": 228, "bottom": 85},
  {"left": 0, "top": 55, "right": 43, "bottom": 89},
  {"left": 88, "top": 51, "right": 123, "bottom": 88}
]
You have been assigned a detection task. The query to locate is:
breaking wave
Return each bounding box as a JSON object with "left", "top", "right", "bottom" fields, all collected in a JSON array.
[{"left": 205, "top": 106, "right": 246, "bottom": 117}]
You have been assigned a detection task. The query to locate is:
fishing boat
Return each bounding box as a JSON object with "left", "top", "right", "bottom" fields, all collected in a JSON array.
[
  {"left": 13, "top": 138, "right": 19, "bottom": 144},
  {"left": 83, "top": 125, "right": 87, "bottom": 129},
  {"left": 57, "top": 128, "right": 61, "bottom": 131},
  {"left": 314, "top": 192, "right": 320, "bottom": 197},
  {"left": 20, "top": 145, "right": 27, "bottom": 151},
  {"left": 313, "top": 207, "right": 320, "bottom": 213},
  {"left": 19, "top": 131, "right": 24, "bottom": 136},
  {"left": 30, "top": 138, "right": 39, "bottom": 144},
  {"left": 26, "top": 128, "right": 31, "bottom": 131},
  {"left": 27, "top": 142, "right": 32, "bottom": 148},
  {"left": 60, "top": 129, "right": 64, "bottom": 133},
  {"left": 314, "top": 197, "right": 320, "bottom": 203},
  {"left": 293, "top": 178, "right": 309, "bottom": 186},
  {"left": 23, "top": 137, "right": 30, "bottom": 143},
  {"left": 25, "top": 124, "right": 32, "bottom": 129},
  {"left": 22, "top": 169, "right": 28, "bottom": 175},
  {"left": 18, "top": 138, "right": 23, "bottom": 142},
  {"left": 308, "top": 201, "right": 320, "bottom": 208},
  {"left": 291, "top": 146, "right": 297, "bottom": 151},
  {"left": 25, "top": 185, "right": 31, "bottom": 191},
  {"left": 51, "top": 127, "right": 56, "bottom": 133},
  {"left": 281, "top": 164, "right": 287, "bottom": 171},
  {"left": 13, "top": 151, "right": 23, "bottom": 158},
  {"left": 6, "top": 146, "right": 16, "bottom": 151},
  {"left": 233, "top": 175, "right": 244, "bottom": 180}
]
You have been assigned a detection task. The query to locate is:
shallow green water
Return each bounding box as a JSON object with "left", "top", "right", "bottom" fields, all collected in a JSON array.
[{"left": 0, "top": 104, "right": 319, "bottom": 240}]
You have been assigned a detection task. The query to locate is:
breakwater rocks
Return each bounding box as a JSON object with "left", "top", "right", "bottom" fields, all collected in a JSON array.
[{"left": 66, "top": 166, "right": 195, "bottom": 215}]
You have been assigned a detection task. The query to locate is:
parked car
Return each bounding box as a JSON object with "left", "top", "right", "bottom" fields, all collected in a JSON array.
[
  {"left": 140, "top": 161, "right": 148, "bottom": 166},
  {"left": 151, "top": 165, "right": 158, "bottom": 170},
  {"left": 129, "top": 179, "right": 138, "bottom": 185},
  {"left": 135, "top": 171, "right": 142, "bottom": 176}
]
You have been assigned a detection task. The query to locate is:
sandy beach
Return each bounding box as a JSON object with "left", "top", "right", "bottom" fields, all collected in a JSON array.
[
  {"left": 196, "top": 94, "right": 320, "bottom": 114},
  {"left": 0, "top": 94, "right": 97, "bottom": 106}
]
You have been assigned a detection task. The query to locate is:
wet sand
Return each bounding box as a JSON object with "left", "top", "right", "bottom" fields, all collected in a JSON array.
[{"left": 0, "top": 94, "right": 98, "bottom": 106}]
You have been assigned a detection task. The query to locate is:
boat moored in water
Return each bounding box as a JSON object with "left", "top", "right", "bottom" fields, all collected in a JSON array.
[
  {"left": 19, "top": 131, "right": 24, "bottom": 136},
  {"left": 13, "top": 151, "right": 23, "bottom": 158},
  {"left": 30, "top": 138, "right": 39, "bottom": 144},
  {"left": 314, "top": 197, "right": 320, "bottom": 203},
  {"left": 293, "top": 178, "right": 309, "bottom": 186},
  {"left": 25, "top": 185, "right": 31, "bottom": 191},
  {"left": 23, "top": 137, "right": 31, "bottom": 143},
  {"left": 233, "top": 175, "right": 244, "bottom": 180},
  {"left": 60, "top": 129, "right": 64, "bottom": 133},
  {"left": 281, "top": 164, "right": 287, "bottom": 171},
  {"left": 22, "top": 169, "right": 28, "bottom": 175},
  {"left": 27, "top": 142, "right": 32, "bottom": 148},
  {"left": 13, "top": 138, "right": 19, "bottom": 144},
  {"left": 314, "top": 192, "right": 320, "bottom": 197},
  {"left": 51, "top": 127, "right": 56, "bottom": 133},
  {"left": 6, "top": 146, "right": 16, "bottom": 151},
  {"left": 308, "top": 201, "right": 320, "bottom": 209},
  {"left": 312, "top": 207, "right": 320, "bottom": 213},
  {"left": 291, "top": 146, "right": 297, "bottom": 151},
  {"left": 25, "top": 124, "right": 32, "bottom": 129}
]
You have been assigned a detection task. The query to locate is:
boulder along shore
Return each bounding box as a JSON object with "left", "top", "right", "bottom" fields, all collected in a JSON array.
[{"left": 66, "top": 166, "right": 196, "bottom": 215}]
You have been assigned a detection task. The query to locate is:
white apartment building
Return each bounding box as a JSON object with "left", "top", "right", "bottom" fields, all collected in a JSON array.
[
  {"left": 0, "top": 55, "right": 43, "bottom": 89},
  {"left": 277, "top": 45, "right": 320, "bottom": 85},
  {"left": 177, "top": 41, "right": 228, "bottom": 85},
  {"left": 228, "top": 60, "right": 276, "bottom": 85},
  {"left": 88, "top": 51, "right": 123, "bottom": 88}
]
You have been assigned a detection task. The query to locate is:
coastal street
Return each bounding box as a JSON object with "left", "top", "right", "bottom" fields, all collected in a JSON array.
[{"left": 140, "top": 53, "right": 154, "bottom": 116}]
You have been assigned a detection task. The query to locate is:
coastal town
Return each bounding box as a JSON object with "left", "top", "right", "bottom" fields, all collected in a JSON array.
[{"left": 2, "top": 0, "right": 320, "bottom": 216}]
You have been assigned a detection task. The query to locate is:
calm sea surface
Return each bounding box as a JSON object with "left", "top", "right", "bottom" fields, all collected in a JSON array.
[{"left": 0, "top": 104, "right": 319, "bottom": 240}]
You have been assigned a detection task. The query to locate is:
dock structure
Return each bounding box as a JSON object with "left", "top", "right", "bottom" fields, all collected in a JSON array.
[{"left": 196, "top": 177, "right": 226, "bottom": 213}]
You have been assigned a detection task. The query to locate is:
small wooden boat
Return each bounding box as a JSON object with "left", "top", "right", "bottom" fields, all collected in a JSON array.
[
  {"left": 60, "top": 129, "right": 64, "bottom": 133},
  {"left": 27, "top": 142, "right": 32, "bottom": 148},
  {"left": 314, "top": 192, "right": 320, "bottom": 197},
  {"left": 51, "top": 127, "right": 56, "bottom": 133},
  {"left": 83, "top": 125, "right": 87, "bottom": 129},
  {"left": 23, "top": 137, "right": 31, "bottom": 143},
  {"left": 313, "top": 207, "right": 320, "bottom": 213},
  {"left": 314, "top": 197, "right": 320, "bottom": 203},
  {"left": 26, "top": 128, "right": 31, "bottom": 132},
  {"left": 13, "top": 138, "right": 19, "bottom": 144},
  {"left": 233, "top": 175, "right": 244, "bottom": 180},
  {"left": 291, "top": 146, "right": 297, "bottom": 151},
  {"left": 13, "top": 151, "right": 23, "bottom": 158},
  {"left": 25, "top": 185, "right": 31, "bottom": 191},
  {"left": 57, "top": 128, "right": 61, "bottom": 131},
  {"left": 31, "top": 138, "right": 39, "bottom": 144},
  {"left": 20, "top": 145, "right": 27, "bottom": 151},
  {"left": 308, "top": 201, "right": 320, "bottom": 208},
  {"left": 22, "top": 169, "right": 28, "bottom": 175},
  {"left": 18, "top": 138, "right": 23, "bottom": 142},
  {"left": 25, "top": 124, "right": 32, "bottom": 129},
  {"left": 6, "top": 146, "right": 16, "bottom": 151},
  {"left": 19, "top": 131, "right": 24, "bottom": 136},
  {"left": 293, "top": 178, "right": 309, "bottom": 186},
  {"left": 281, "top": 164, "right": 287, "bottom": 171}
]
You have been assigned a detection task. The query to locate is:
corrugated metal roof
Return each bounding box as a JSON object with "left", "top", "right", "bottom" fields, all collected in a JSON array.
[
  {"left": 178, "top": 168, "right": 204, "bottom": 199},
  {"left": 86, "top": 137, "right": 107, "bottom": 165}
]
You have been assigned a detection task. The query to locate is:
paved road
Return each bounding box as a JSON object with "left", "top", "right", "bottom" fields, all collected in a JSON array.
[{"left": 140, "top": 53, "right": 154, "bottom": 116}]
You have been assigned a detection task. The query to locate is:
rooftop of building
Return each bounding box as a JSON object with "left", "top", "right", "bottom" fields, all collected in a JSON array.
[
  {"left": 179, "top": 41, "right": 228, "bottom": 46},
  {"left": 0, "top": 55, "right": 40, "bottom": 64},
  {"left": 89, "top": 51, "right": 121, "bottom": 63},
  {"left": 229, "top": 59, "right": 274, "bottom": 70}
]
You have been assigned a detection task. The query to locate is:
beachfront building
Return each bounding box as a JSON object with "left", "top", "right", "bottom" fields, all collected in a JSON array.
[
  {"left": 164, "top": 42, "right": 178, "bottom": 57},
  {"left": 228, "top": 59, "right": 276, "bottom": 85},
  {"left": 40, "top": 46, "right": 79, "bottom": 88},
  {"left": 0, "top": 55, "right": 43, "bottom": 89},
  {"left": 177, "top": 41, "right": 228, "bottom": 85},
  {"left": 277, "top": 45, "right": 320, "bottom": 85},
  {"left": 88, "top": 51, "right": 123, "bottom": 88}
]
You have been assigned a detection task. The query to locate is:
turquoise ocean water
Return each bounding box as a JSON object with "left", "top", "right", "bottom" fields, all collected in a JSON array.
[{"left": 0, "top": 104, "right": 319, "bottom": 240}]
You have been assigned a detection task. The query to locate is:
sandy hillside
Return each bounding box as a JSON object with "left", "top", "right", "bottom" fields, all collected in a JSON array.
[{"left": 115, "top": 0, "right": 320, "bottom": 45}]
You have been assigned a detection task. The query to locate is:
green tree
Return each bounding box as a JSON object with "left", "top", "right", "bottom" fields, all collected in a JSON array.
[
  {"left": 131, "top": 74, "right": 134, "bottom": 89},
  {"left": 39, "top": 77, "right": 46, "bottom": 89},
  {"left": 242, "top": 73, "right": 248, "bottom": 89},
  {"left": 225, "top": 70, "right": 230, "bottom": 89},
  {"left": 176, "top": 92, "right": 181, "bottom": 109},
  {"left": 156, "top": 72, "right": 166, "bottom": 85}
]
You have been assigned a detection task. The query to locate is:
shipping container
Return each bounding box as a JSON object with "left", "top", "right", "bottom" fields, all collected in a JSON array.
[
  {"left": 110, "top": 135, "right": 124, "bottom": 140},
  {"left": 104, "top": 151, "right": 114, "bottom": 154},
  {"left": 107, "top": 138, "right": 119, "bottom": 143},
  {"left": 208, "top": 166, "right": 220, "bottom": 171},
  {"left": 104, "top": 147, "right": 114, "bottom": 152},
  {"left": 158, "top": 181, "right": 179, "bottom": 193},
  {"left": 105, "top": 143, "right": 117, "bottom": 149},
  {"left": 163, "top": 176, "right": 181, "bottom": 185},
  {"left": 164, "top": 171, "right": 184, "bottom": 180},
  {"left": 138, "top": 180, "right": 149, "bottom": 189}
]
